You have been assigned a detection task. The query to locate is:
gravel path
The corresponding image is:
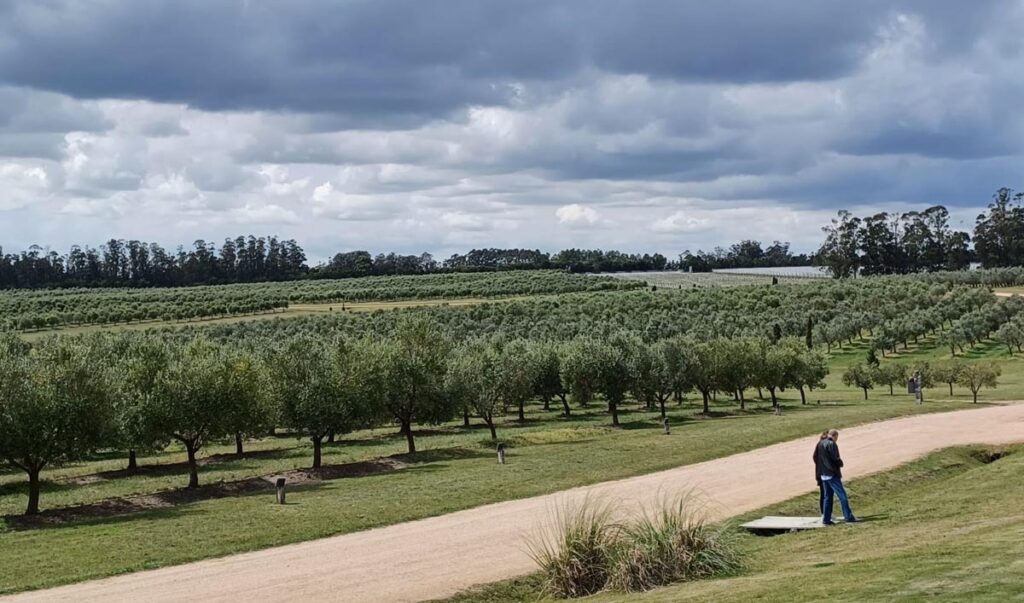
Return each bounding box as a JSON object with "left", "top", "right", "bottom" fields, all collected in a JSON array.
[{"left": 7, "top": 403, "right": 1024, "bottom": 603}]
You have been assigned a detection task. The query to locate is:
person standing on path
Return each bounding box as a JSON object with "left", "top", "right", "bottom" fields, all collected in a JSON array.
[
  {"left": 817, "top": 429, "right": 858, "bottom": 525},
  {"left": 812, "top": 430, "right": 829, "bottom": 516}
]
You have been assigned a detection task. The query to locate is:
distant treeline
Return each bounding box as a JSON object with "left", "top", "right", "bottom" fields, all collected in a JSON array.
[
  {"left": 677, "top": 240, "right": 811, "bottom": 272},
  {"left": 0, "top": 239, "right": 675, "bottom": 289},
  {"left": 816, "top": 188, "right": 1024, "bottom": 278}
]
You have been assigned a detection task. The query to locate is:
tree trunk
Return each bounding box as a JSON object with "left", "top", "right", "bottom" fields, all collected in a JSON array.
[
  {"left": 463, "top": 408, "right": 470, "bottom": 427},
  {"left": 972, "top": 390, "right": 979, "bottom": 404},
  {"left": 559, "top": 394, "right": 571, "bottom": 417},
  {"left": 769, "top": 387, "right": 778, "bottom": 408},
  {"left": 889, "top": 384, "right": 894, "bottom": 395},
  {"left": 948, "top": 383, "right": 954, "bottom": 396},
  {"left": 518, "top": 400, "right": 525, "bottom": 422},
  {"left": 609, "top": 401, "right": 619, "bottom": 427},
  {"left": 25, "top": 466, "right": 41, "bottom": 515},
  {"left": 127, "top": 449, "right": 138, "bottom": 473},
  {"left": 186, "top": 445, "right": 199, "bottom": 489},
  {"left": 659, "top": 398, "right": 667, "bottom": 419},
  {"left": 862, "top": 387, "right": 869, "bottom": 400},
  {"left": 542, "top": 395, "right": 551, "bottom": 412},
  {"left": 235, "top": 432, "right": 244, "bottom": 457},
  {"left": 701, "top": 390, "right": 710, "bottom": 415},
  {"left": 757, "top": 387, "right": 764, "bottom": 400},
  {"left": 403, "top": 421, "right": 416, "bottom": 454},
  {"left": 312, "top": 436, "right": 323, "bottom": 469},
  {"left": 327, "top": 431, "right": 335, "bottom": 443},
  {"left": 487, "top": 419, "right": 497, "bottom": 440},
  {"left": 799, "top": 386, "right": 807, "bottom": 404}
]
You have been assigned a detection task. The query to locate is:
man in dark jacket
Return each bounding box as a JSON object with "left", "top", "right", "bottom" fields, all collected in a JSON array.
[
  {"left": 812, "top": 431, "right": 829, "bottom": 515},
  {"left": 816, "top": 429, "right": 858, "bottom": 525}
]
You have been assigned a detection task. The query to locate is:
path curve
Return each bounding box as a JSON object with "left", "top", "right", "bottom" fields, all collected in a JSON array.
[{"left": 8, "top": 403, "right": 1024, "bottom": 603}]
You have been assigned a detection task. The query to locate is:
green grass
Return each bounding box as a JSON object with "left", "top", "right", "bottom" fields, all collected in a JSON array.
[
  {"left": 1, "top": 332, "right": 1022, "bottom": 595},
  {"left": 440, "top": 445, "right": 1024, "bottom": 602}
]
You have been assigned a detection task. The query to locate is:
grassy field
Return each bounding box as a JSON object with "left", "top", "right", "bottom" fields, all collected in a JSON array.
[
  {"left": 3, "top": 294, "right": 1023, "bottom": 594},
  {"left": 444, "top": 444, "right": 1024, "bottom": 602},
  {"left": 1, "top": 350, "right": 1011, "bottom": 595}
]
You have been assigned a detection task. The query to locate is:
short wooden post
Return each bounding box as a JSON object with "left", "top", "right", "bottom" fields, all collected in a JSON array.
[
  {"left": 496, "top": 443, "right": 506, "bottom": 465},
  {"left": 275, "top": 477, "right": 286, "bottom": 504},
  {"left": 662, "top": 417, "right": 670, "bottom": 435}
]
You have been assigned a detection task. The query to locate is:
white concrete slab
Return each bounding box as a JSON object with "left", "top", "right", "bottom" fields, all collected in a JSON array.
[{"left": 740, "top": 516, "right": 825, "bottom": 532}]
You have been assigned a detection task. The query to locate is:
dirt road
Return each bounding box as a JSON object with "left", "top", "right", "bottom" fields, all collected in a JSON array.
[{"left": 8, "top": 403, "right": 1024, "bottom": 603}]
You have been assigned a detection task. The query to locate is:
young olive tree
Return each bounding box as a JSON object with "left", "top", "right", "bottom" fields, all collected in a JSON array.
[
  {"left": 842, "top": 364, "right": 875, "bottom": 400},
  {"left": 0, "top": 337, "right": 113, "bottom": 514},
  {"left": 957, "top": 362, "right": 1001, "bottom": 404},
  {"left": 595, "top": 334, "right": 633, "bottom": 427},
  {"left": 793, "top": 348, "right": 829, "bottom": 404},
  {"left": 224, "top": 350, "right": 273, "bottom": 457},
  {"left": 871, "top": 362, "right": 907, "bottom": 396},
  {"left": 934, "top": 360, "right": 965, "bottom": 397}
]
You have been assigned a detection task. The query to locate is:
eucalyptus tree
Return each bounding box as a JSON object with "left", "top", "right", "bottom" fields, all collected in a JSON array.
[
  {"left": 369, "top": 317, "right": 452, "bottom": 454},
  {"left": 0, "top": 337, "right": 113, "bottom": 514},
  {"left": 957, "top": 362, "right": 1001, "bottom": 403}
]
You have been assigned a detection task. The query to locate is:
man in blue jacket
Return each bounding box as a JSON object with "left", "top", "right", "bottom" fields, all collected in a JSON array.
[{"left": 816, "top": 429, "right": 858, "bottom": 525}]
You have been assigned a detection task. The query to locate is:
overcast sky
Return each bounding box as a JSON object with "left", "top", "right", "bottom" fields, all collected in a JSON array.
[{"left": 1, "top": 1, "right": 1022, "bottom": 261}]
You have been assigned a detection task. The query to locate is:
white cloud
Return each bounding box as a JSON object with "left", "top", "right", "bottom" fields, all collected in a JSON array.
[
  {"left": 556, "top": 203, "right": 602, "bottom": 226},
  {"left": 650, "top": 211, "right": 709, "bottom": 233}
]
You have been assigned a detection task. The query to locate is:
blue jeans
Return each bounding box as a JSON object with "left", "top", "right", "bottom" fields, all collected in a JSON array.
[
  {"left": 818, "top": 481, "right": 825, "bottom": 514},
  {"left": 822, "top": 478, "right": 855, "bottom": 523}
]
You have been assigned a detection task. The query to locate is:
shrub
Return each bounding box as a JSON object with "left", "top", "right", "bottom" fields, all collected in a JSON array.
[
  {"left": 528, "top": 496, "right": 741, "bottom": 598},
  {"left": 609, "top": 497, "right": 740, "bottom": 592},
  {"left": 527, "top": 499, "right": 621, "bottom": 598}
]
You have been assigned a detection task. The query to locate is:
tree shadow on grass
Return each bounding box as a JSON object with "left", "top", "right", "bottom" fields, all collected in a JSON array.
[
  {"left": 3, "top": 452, "right": 450, "bottom": 531},
  {"left": 56, "top": 447, "right": 302, "bottom": 486}
]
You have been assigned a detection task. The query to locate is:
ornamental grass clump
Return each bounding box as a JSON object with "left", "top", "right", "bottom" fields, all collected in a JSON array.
[
  {"left": 608, "top": 497, "right": 740, "bottom": 592},
  {"left": 528, "top": 496, "right": 740, "bottom": 598},
  {"left": 527, "top": 499, "right": 621, "bottom": 598}
]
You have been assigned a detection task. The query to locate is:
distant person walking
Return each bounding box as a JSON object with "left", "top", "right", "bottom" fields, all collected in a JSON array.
[
  {"left": 816, "top": 429, "right": 858, "bottom": 525},
  {"left": 812, "top": 430, "right": 829, "bottom": 515}
]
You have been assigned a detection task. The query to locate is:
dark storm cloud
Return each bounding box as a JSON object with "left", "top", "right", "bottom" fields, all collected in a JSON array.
[{"left": 1, "top": 0, "right": 1002, "bottom": 124}]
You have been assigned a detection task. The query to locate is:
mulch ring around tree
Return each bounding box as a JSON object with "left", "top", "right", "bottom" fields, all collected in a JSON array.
[{"left": 5, "top": 457, "right": 408, "bottom": 530}]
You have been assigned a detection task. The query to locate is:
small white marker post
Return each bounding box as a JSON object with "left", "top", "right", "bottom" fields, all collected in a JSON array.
[
  {"left": 496, "top": 443, "right": 506, "bottom": 465},
  {"left": 275, "top": 477, "right": 286, "bottom": 504}
]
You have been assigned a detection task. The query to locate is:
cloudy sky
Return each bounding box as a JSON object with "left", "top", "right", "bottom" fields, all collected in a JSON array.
[{"left": 2, "top": 1, "right": 1022, "bottom": 261}]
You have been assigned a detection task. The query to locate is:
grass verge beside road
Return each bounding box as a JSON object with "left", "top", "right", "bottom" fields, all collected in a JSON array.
[{"left": 441, "top": 444, "right": 1024, "bottom": 602}]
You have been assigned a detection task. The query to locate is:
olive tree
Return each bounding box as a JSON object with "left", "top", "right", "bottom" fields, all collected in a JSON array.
[
  {"left": 933, "top": 360, "right": 965, "bottom": 397},
  {"left": 497, "top": 339, "right": 540, "bottom": 422},
  {"left": 957, "top": 362, "right": 1001, "bottom": 404},
  {"left": 0, "top": 337, "right": 113, "bottom": 514},
  {"left": 793, "top": 348, "right": 829, "bottom": 404},
  {"left": 595, "top": 334, "right": 633, "bottom": 427},
  {"left": 560, "top": 337, "right": 603, "bottom": 408},
  {"left": 446, "top": 338, "right": 503, "bottom": 439},
  {"left": 871, "top": 362, "right": 908, "bottom": 396},
  {"left": 531, "top": 340, "right": 569, "bottom": 415},
  {"left": 369, "top": 318, "right": 452, "bottom": 454},
  {"left": 266, "top": 338, "right": 365, "bottom": 469},
  {"left": 110, "top": 334, "right": 171, "bottom": 472},
  {"left": 842, "top": 364, "right": 875, "bottom": 400},
  {"left": 145, "top": 338, "right": 241, "bottom": 488}
]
